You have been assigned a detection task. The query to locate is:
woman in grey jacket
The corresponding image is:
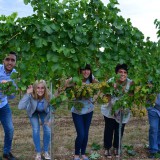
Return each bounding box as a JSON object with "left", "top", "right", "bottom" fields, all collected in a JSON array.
[{"left": 18, "top": 80, "right": 51, "bottom": 160}]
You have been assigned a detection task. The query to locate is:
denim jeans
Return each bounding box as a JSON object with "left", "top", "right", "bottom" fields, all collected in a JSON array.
[
  {"left": 29, "top": 111, "right": 51, "bottom": 153},
  {"left": 148, "top": 110, "right": 160, "bottom": 153},
  {"left": 72, "top": 111, "right": 93, "bottom": 155},
  {"left": 0, "top": 104, "right": 14, "bottom": 154}
]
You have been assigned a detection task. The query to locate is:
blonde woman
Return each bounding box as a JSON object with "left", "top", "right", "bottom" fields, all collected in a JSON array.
[{"left": 18, "top": 80, "right": 51, "bottom": 160}]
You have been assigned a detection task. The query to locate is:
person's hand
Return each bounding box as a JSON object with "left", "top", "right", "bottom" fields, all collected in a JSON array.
[
  {"left": 113, "top": 83, "right": 117, "bottom": 89},
  {"left": 1, "top": 80, "right": 8, "bottom": 83},
  {"left": 27, "top": 85, "right": 33, "bottom": 94},
  {"left": 65, "top": 77, "right": 73, "bottom": 88}
]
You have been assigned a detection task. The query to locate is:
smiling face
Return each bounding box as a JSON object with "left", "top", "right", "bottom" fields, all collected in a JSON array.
[
  {"left": 3, "top": 54, "right": 16, "bottom": 73},
  {"left": 81, "top": 69, "right": 91, "bottom": 79},
  {"left": 117, "top": 69, "right": 128, "bottom": 82},
  {"left": 36, "top": 83, "right": 45, "bottom": 98}
]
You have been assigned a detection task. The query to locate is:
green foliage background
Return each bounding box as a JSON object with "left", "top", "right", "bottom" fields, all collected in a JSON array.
[{"left": 0, "top": 0, "right": 160, "bottom": 93}]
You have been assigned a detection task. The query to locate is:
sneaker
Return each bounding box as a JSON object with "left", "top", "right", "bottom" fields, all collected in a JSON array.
[
  {"left": 82, "top": 157, "right": 90, "bottom": 160},
  {"left": 43, "top": 152, "right": 51, "bottom": 160},
  {"left": 35, "top": 153, "right": 41, "bottom": 160},
  {"left": 73, "top": 157, "right": 80, "bottom": 160},
  {"left": 82, "top": 155, "right": 90, "bottom": 160},
  {"left": 114, "top": 148, "right": 120, "bottom": 158},
  {"left": 104, "top": 149, "right": 112, "bottom": 158},
  {"left": 148, "top": 153, "right": 156, "bottom": 159},
  {"left": 3, "top": 152, "right": 16, "bottom": 160},
  {"left": 73, "top": 155, "right": 81, "bottom": 160}
]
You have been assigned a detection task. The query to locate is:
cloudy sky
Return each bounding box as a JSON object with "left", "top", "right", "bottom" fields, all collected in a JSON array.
[
  {"left": 0, "top": 0, "right": 159, "bottom": 42},
  {"left": 0, "top": 0, "right": 33, "bottom": 17},
  {"left": 103, "top": 0, "right": 160, "bottom": 42}
]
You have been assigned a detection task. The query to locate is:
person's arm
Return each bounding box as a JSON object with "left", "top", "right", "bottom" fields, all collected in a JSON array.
[
  {"left": 54, "top": 77, "right": 74, "bottom": 97},
  {"left": 18, "top": 85, "right": 33, "bottom": 110},
  {"left": 65, "top": 77, "right": 75, "bottom": 88},
  {"left": 92, "top": 78, "right": 99, "bottom": 83}
]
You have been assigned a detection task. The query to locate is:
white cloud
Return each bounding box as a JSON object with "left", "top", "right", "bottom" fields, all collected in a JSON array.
[{"left": 101, "top": 0, "right": 159, "bottom": 41}]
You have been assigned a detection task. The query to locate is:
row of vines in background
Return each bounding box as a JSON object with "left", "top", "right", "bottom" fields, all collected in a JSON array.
[{"left": 0, "top": 0, "right": 160, "bottom": 113}]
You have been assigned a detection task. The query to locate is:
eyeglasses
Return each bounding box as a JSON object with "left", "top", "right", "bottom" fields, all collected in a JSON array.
[{"left": 5, "top": 58, "right": 16, "bottom": 62}]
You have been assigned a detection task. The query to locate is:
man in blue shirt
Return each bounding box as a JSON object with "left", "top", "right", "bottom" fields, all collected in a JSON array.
[{"left": 0, "top": 51, "right": 17, "bottom": 160}]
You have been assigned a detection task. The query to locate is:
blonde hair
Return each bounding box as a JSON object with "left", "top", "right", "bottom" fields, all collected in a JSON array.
[{"left": 32, "top": 80, "right": 51, "bottom": 102}]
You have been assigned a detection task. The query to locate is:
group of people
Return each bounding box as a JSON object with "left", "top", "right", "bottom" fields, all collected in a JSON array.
[
  {"left": 0, "top": 52, "right": 160, "bottom": 160},
  {"left": 64, "top": 63, "right": 134, "bottom": 160},
  {"left": 0, "top": 52, "right": 51, "bottom": 160}
]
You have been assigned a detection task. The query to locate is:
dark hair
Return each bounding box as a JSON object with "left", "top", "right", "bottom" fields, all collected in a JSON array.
[
  {"left": 80, "top": 64, "right": 91, "bottom": 70},
  {"left": 80, "top": 64, "right": 93, "bottom": 83},
  {"left": 115, "top": 64, "right": 128, "bottom": 74},
  {"left": 9, "top": 51, "right": 17, "bottom": 58}
]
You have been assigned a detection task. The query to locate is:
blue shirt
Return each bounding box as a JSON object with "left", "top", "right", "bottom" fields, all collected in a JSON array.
[
  {"left": 147, "top": 94, "right": 160, "bottom": 117},
  {"left": 155, "top": 94, "right": 160, "bottom": 105},
  {"left": 36, "top": 99, "right": 45, "bottom": 112},
  {"left": 71, "top": 79, "right": 94, "bottom": 115},
  {"left": 0, "top": 64, "right": 16, "bottom": 108}
]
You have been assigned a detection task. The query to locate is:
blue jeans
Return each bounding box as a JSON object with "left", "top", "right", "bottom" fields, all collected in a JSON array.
[
  {"left": 148, "top": 110, "right": 160, "bottom": 153},
  {"left": 0, "top": 104, "right": 14, "bottom": 154},
  {"left": 72, "top": 111, "right": 93, "bottom": 155},
  {"left": 29, "top": 111, "right": 51, "bottom": 153}
]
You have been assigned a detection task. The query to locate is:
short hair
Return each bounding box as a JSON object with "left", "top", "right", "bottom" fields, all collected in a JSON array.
[
  {"left": 9, "top": 51, "right": 17, "bottom": 58},
  {"left": 115, "top": 64, "right": 128, "bottom": 74}
]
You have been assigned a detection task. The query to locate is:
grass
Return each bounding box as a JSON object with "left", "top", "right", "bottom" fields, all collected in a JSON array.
[{"left": 0, "top": 98, "right": 155, "bottom": 160}]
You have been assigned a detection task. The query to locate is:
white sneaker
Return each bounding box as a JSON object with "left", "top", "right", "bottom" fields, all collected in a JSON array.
[
  {"left": 35, "top": 153, "right": 41, "bottom": 160},
  {"left": 43, "top": 152, "right": 51, "bottom": 160}
]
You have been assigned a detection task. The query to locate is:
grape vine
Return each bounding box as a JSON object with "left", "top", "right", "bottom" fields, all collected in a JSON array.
[{"left": 0, "top": 0, "right": 159, "bottom": 116}]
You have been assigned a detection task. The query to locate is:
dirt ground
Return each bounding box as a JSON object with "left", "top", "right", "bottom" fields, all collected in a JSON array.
[{"left": 0, "top": 101, "right": 157, "bottom": 160}]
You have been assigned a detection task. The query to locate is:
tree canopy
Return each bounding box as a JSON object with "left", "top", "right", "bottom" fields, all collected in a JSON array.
[{"left": 0, "top": 0, "right": 160, "bottom": 93}]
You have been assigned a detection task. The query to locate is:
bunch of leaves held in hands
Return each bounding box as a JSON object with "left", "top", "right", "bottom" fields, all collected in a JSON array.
[
  {"left": 112, "top": 82, "right": 157, "bottom": 115},
  {"left": 133, "top": 83, "right": 157, "bottom": 107},
  {"left": 0, "top": 81, "right": 17, "bottom": 96},
  {"left": 131, "top": 106, "right": 147, "bottom": 117},
  {"left": 66, "top": 82, "right": 110, "bottom": 102},
  {"left": 51, "top": 77, "right": 158, "bottom": 116},
  {"left": 51, "top": 81, "right": 111, "bottom": 110}
]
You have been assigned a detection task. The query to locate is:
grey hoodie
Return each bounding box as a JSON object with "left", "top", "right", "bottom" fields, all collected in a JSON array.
[{"left": 18, "top": 93, "right": 50, "bottom": 117}]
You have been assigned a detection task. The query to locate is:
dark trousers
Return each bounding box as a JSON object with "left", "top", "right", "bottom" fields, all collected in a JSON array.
[
  {"left": 72, "top": 111, "right": 93, "bottom": 155},
  {"left": 104, "top": 116, "right": 125, "bottom": 149}
]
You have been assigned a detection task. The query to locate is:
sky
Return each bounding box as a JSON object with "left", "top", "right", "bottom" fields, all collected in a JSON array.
[
  {"left": 103, "top": 0, "right": 160, "bottom": 42},
  {"left": 0, "top": 0, "right": 159, "bottom": 42}
]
